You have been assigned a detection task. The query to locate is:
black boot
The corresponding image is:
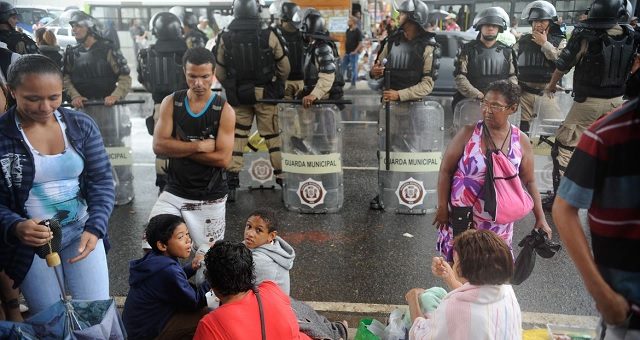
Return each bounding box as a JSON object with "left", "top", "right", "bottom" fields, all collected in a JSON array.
[
  {"left": 369, "top": 195, "right": 384, "bottom": 210},
  {"left": 227, "top": 172, "right": 240, "bottom": 202}
]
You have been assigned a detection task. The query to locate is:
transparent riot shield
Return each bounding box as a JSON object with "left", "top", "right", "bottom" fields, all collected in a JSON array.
[
  {"left": 79, "top": 104, "right": 134, "bottom": 205},
  {"left": 377, "top": 101, "right": 445, "bottom": 214},
  {"left": 279, "top": 103, "right": 343, "bottom": 213},
  {"left": 452, "top": 98, "right": 522, "bottom": 135},
  {"left": 239, "top": 130, "right": 277, "bottom": 189},
  {"left": 529, "top": 91, "right": 572, "bottom": 195}
]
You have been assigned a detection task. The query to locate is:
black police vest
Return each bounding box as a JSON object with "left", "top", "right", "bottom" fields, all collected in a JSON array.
[
  {"left": 517, "top": 31, "right": 564, "bottom": 83},
  {"left": 221, "top": 20, "right": 275, "bottom": 86},
  {"left": 140, "top": 40, "right": 187, "bottom": 100},
  {"left": 464, "top": 40, "right": 512, "bottom": 93},
  {"left": 67, "top": 41, "right": 118, "bottom": 99},
  {"left": 0, "top": 29, "right": 39, "bottom": 54},
  {"left": 385, "top": 31, "right": 439, "bottom": 90},
  {"left": 303, "top": 40, "right": 344, "bottom": 99},
  {"left": 281, "top": 28, "right": 305, "bottom": 81},
  {"left": 165, "top": 89, "right": 228, "bottom": 200},
  {"left": 573, "top": 26, "right": 636, "bottom": 99}
]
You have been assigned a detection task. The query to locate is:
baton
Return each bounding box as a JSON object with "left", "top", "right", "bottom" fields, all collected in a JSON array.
[
  {"left": 256, "top": 99, "right": 352, "bottom": 105},
  {"left": 61, "top": 99, "right": 146, "bottom": 107},
  {"left": 384, "top": 68, "right": 391, "bottom": 171}
]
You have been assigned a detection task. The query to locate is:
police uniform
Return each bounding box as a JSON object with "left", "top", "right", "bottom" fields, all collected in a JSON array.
[
  {"left": 551, "top": 24, "right": 637, "bottom": 191},
  {"left": 137, "top": 11, "right": 188, "bottom": 191},
  {"left": 63, "top": 12, "right": 132, "bottom": 205},
  {"left": 280, "top": 21, "right": 305, "bottom": 99},
  {"left": 515, "top": 25, "right": 566, "bottom": 133},
  {"left": 0, "top": 29, "right": 39, "bottom": 55},
  {"left": 184, "top": 28, "right": 208, "bottom": 49},
  {"left": 214, "top": 0, "right": 290, "bottom": 200},
  {"left": 454, "top": 39, "right": 518, "bottom": 106}
]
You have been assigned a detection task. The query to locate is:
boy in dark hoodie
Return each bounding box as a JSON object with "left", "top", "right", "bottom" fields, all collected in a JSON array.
[
  {"left": 243, "top": 210, "right": 296, "bottom": 295},
  {"left": 123, "top": 214, "right": 209, "bottom": 339}
]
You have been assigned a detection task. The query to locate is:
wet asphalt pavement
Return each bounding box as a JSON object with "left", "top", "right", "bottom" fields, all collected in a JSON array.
[{"left": 107, "top": 89, "right": 597, "bottom": 317}]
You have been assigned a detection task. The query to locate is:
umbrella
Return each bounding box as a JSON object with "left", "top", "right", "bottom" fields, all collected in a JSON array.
[
  {"left": 0, "top": 218, "right": 126, "bottom": 339},
  {"left": 512, "top": 228, "right": 562, "bottom": 285}
]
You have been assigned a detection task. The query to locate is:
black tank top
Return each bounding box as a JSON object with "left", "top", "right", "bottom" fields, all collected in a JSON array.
[{"left": 165, "top": 89, "right": 228, "bottom": 200}]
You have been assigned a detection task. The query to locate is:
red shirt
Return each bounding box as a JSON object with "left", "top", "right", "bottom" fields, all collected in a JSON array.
[{"left": 194, "top": 281, "right": 312, "bottom": 340}]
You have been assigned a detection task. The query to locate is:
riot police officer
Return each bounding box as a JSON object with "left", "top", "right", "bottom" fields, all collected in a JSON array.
[
  {"left": 515, "top": 0, "right": 566, "bottom": 134},
  {"left": 0, "top": 1, "right": 39, "bottom": 54},
  {"left": 138, "top": 12, "right": 188, "bottom": 192},
  {"left": 368, "top": 0, "right": 441, "bottom": 210},
  {"left": 279, "top": 2, "right": 305, "bottom": 100},
  {"left": 453, "top": 7, "right": 517, "bottom": 110},
  {"left": 300, "top": 9, "right": 344, "bottom": 108},
  {"left": 544, "top": 0, "right": 638, "bottom": 210},
  {"left": 63, "top": 10, "right": 133, "bottom": 205},
  {"left": 183, "top": 12, "right": 208, "bottom": 49},
  {"left": 215, "top": 0, "right": 290, "bottom": 202}
]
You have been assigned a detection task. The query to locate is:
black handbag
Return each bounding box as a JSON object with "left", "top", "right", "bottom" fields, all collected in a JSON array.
[{"left": 450, "top": 206, "right": 475, "bottom": 236}]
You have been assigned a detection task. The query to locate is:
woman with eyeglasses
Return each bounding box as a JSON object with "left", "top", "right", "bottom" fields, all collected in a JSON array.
[{"left": 433, "top": 80, "right": 551, "bottom": 262}]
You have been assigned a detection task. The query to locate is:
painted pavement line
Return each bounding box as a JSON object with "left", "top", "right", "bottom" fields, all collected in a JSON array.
[{"left": 112, "top": 296, "right": 597, "bottom": 327}]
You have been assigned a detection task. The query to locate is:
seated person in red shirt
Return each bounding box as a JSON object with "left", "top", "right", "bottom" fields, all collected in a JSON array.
[{"left": 194, "top": 241, "right": 312, "bottom": 340}]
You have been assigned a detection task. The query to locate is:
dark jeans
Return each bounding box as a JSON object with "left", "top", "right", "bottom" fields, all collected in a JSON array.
[{"left": 342, "top": 53, "right": 359, "bottom": 86}]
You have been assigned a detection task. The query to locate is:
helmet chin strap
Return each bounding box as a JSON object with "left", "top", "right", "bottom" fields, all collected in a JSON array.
[{"left": 482, "top": 33, "right": 497, "bottom": 41}]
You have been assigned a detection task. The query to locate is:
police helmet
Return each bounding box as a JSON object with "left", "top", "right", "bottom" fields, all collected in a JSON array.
[
  {"left": 582, "top": 0, "right": 625, "bottom": 28},
  {"left": 521, "top": 1, "right": 557, "bottom": 22},
  {"left": 281, "top": 2, "right": 301, "bottom": 22},
  {"left": 150, "top": 12, "right": 182, "bottom": 40},
  {"left": 0, "top": 1, "right": 17, "bottom": 25},
  {"left": 473, "top": 7, "right": 510, "bottom": 32},
  {"left": 233, "top": 0, "right": 260, "bottom": 19},
  {"left": 183, "top": 12, "right": 199, "bottom": 29},
  {"left": 302, "top": 9, "right": 326, "bottom": 35},
  {"left": 69, "top": 11, "right": 103, "bottom": 37},
  {"left": 396, "top": 0, "right": 430, "bottom": 31}
]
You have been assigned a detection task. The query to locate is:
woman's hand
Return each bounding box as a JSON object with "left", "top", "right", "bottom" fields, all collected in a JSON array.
[
  {"left": 535, "top": 218, "right": 553, "bottom": 239},
  {"left": 431, "top": 257, "right": 453, "bottom": 279},
  {"left": 432, "top": 205, "right": 449, "bottom": 229},
  {"left": 405, "top": 287, "right": 425, "bottom": 304},
  {"left": 69, "top": 231, "right": 99, "bottom": 264},
  {"left": 14, "top": 219, "right": 52, "bottom": 247}
]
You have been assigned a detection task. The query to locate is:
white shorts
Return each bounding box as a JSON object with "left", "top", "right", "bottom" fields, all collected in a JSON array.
[{"left": 143, "top": 191, "right": 227, "bottom": 253}]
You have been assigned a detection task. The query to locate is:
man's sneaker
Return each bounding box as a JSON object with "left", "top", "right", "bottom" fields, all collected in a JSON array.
[{"left": 369, "top": 195, "right": 384, "bottom": 210}]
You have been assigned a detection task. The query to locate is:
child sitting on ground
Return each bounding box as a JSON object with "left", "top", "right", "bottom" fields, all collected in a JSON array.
[
  {"left": 243, "top": 210, "right": 296, "bottom": 295},
  {"left": 123, "top": 214, "right": 210, "bottom": 340}
]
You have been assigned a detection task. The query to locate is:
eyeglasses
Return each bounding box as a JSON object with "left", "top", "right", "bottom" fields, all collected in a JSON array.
[{"left": 480, "top": 100, "right": 510, "bottom": 112}]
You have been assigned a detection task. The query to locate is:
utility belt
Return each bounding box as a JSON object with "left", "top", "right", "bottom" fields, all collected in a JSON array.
[{"left": 519, "top": 82, "right": 544, "bottom": 96}]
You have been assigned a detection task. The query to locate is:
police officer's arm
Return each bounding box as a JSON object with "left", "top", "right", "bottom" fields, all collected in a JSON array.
[
  {"left": 270, "top": 31, "right": 290, "bottom": 81},
  {"left": 454, "top": 49, "right": 484, "bottom": 99},
  {"left": 547, "top": 33, "right": 587, "bottom": 92},
  {"left": 308, "top": 44, "right": 336, "bottom": 100},
  {"left": 188, "top": 102, "right": 236, "bottom": 168},
  {"left": 106, "top": 48, "right": 132, "bottom": 101},
  {"left": 541, "top": 38, "right": 567, "bottom": 61},
  {"left": 397, "top": 45, "right": 435, "bottom": 101},
  {"left": 153, "top": 94, "right": 216, "bottom": 158},
  {"left": 507, "top": 48, "right": 518, "bottom": 85}
]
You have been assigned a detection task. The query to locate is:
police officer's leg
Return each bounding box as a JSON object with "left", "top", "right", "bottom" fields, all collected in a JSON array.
[
  {"left": 519, "top": 91, "right": 536, "bottom": 135},
  {"left": 255, "top": 101, "right": 283, "bottom": 184},
  {"left": 227, "top": 105, "right": 255, "bottom": 202},
  {"left": 153, "top": 102, "right": 168, "bottom": 192},
  {"left": 285, "top": 80, "right": 305, "bottom": 143}
]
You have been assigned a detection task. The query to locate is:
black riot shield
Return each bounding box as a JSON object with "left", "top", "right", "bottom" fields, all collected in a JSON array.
[{"left": 377, "top": 101, "right": 445, "bottom": 214}]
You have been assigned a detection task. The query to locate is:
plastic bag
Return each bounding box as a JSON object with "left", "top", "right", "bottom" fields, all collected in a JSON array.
[
  {"left": 383, "top": 309, "right": 406, "bottom": 340},
  {"left": 354, "top": 318, "right": 384, "bottom": 340}
]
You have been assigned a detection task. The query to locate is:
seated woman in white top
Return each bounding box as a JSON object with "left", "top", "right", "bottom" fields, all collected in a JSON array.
[{"left": 406, "top": 229, "right": 522, "bottom": 340}]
